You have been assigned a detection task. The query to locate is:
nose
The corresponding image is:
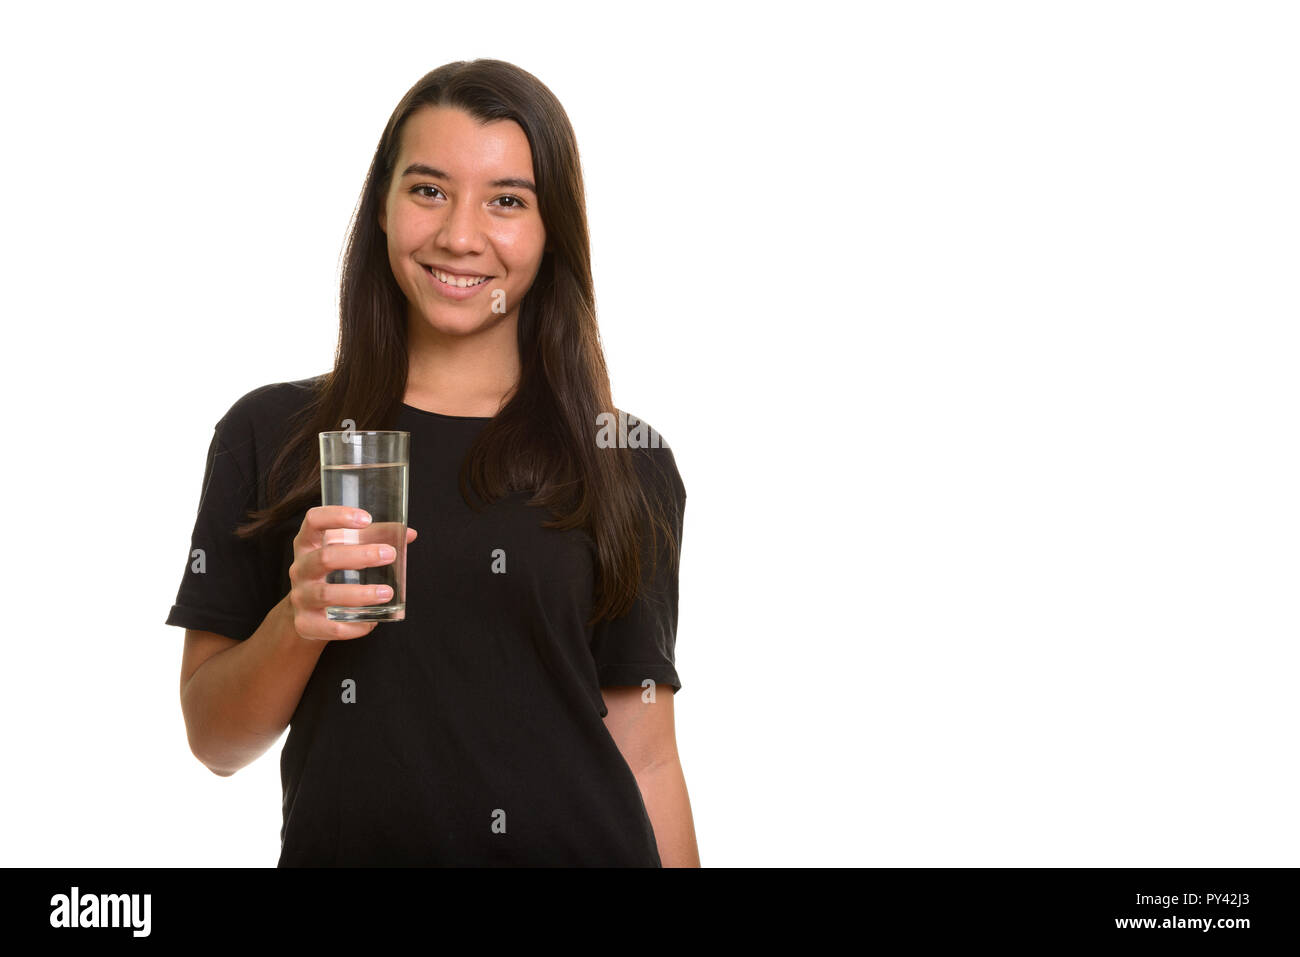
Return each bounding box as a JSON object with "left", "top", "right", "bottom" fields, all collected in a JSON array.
[{"left": 436, "top": 196, "right": 487, "bottom": 255}]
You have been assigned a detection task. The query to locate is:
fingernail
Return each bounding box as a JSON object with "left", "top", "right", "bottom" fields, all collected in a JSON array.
[
  {"left": 379, "top": 545, "right": 395, "bottom": 560},
  {"left": 356, "top": 511, "right": 372, "bottom": 524}
]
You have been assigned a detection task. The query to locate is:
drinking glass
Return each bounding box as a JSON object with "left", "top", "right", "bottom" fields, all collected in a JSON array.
[{"left": 318, "top": 430, "right": 409, "bottom": 622}]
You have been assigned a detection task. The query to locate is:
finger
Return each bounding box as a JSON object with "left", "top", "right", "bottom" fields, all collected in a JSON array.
[
  {"left": 308, "top": 581, "right": 395, "bottom": 610},
  {"left": 298, "top": 506, "right": 372, "bottom": 549},
  {"left": 312, "top": 541, "right": 398, "bottom": 576},
  {"left": 406, "top": 527, "right": 418, "bottom": 543}
]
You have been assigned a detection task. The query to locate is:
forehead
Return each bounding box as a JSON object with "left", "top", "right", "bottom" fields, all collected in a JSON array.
[{"left": 396, "top": 105, "right": 533, "bottom": 175}]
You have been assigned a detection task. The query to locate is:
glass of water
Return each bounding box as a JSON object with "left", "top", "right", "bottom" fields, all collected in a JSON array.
[{"left": 318, "top": 429, "right": 409, "bottom": 622}]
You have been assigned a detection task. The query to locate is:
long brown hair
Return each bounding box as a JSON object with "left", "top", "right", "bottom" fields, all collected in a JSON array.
[{"left": 234, "top": 59, "right": 679, "bottom": 625}]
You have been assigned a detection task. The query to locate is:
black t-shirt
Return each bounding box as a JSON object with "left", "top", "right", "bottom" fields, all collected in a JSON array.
[{"left": 165, "top": 377, "right": 686, "bottom": 866}]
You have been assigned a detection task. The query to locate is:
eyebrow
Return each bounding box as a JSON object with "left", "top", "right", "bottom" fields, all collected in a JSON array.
[{"left": 399, "top": 163, "right": 536, "bottom": 194}]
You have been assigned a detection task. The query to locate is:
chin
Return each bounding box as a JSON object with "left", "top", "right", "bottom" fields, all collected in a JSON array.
[{"left": 420, "top": 313, "right": 493, "bottom": 336}]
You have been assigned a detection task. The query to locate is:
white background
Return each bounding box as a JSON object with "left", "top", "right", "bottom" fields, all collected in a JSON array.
[{"left": 1, "top": 0, "right": 1296, "bottom": 867}]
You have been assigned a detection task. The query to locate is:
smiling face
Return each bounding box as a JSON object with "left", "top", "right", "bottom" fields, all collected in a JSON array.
[{"left": 378, "top": 105, "right": 546, "bottom": 338}]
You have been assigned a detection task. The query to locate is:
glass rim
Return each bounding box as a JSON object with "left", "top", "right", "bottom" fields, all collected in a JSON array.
[{"left": 318, "top": 430, "right": 410, "bottom": 438}]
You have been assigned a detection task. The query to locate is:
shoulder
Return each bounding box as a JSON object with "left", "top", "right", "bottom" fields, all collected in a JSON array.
[
  {"left": 216, "top": 374, "right": 327, "bottom": 437},
  {"left": 211, "top": 373, "right": 327, "bottom": 474},
  {"left": 614, "top": 410, "right": 686, "bottom": 509}
]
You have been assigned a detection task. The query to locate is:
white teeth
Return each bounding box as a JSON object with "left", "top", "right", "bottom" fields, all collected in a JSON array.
[{"left": 432, "top": 268, "right": 489, "bottom": 288}]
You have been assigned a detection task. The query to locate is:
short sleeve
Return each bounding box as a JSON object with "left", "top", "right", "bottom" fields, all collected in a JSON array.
[
  {"left": 589, "top": 438, "right": 687, "bottom": 696},
  {"left": 163, "top": 422, "right": 278, "bottom": 642}
]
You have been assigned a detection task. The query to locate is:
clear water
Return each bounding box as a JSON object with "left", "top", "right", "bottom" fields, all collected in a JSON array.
[{"left": 321, "top": 462, "right": 407, "bottom": 621}]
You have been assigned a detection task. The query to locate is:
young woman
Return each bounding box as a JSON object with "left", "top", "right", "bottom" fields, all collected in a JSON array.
[{"left": 166, "top": 60, "right": 698, "bottom": 867}]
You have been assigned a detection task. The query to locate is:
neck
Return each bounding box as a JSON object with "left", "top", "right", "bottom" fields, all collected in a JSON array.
[{"left": 404, "top": 311, "right": 521, "bottom": 417}]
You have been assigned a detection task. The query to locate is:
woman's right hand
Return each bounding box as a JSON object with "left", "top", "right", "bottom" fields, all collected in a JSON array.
[{"left": 287, "top": 506, "right": 418, "bottom": 641}]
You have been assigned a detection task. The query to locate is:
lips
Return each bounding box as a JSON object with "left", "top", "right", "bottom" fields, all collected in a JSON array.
[
  {"left": 421, "top": 265, "right": 496, "bottom": 298},
  {"left": 423, "top": 265, "right": 494, "bottom": 288}
]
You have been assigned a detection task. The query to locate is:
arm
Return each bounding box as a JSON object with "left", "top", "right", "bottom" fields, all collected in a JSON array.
[
  {"left": 180, "top": 593, "right": 327, "bottom": 776},
  {"left": 601, "top": 685, "right": 700, "bottom": 867},
  {"left": 180, "top": 511, "right": 414, "bottom": 776}
]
